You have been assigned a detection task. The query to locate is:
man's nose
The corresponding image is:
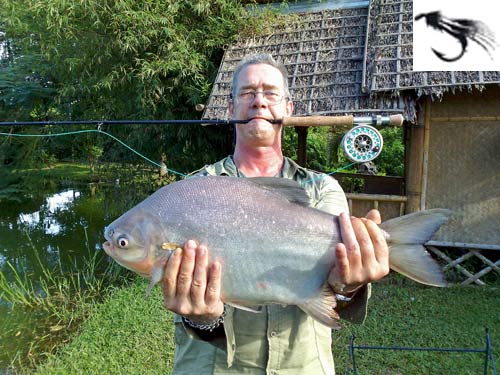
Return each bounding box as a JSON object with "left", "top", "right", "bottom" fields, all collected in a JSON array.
[{"left": 252, "top": 92, "right": 268, "bottom": 107}]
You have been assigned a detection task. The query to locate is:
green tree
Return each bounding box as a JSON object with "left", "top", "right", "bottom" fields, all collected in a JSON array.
[
  {"left": 375, "top": 127, "right": 404, "bottom": 176},
  {"left": 0, "top": 27, "right": 60, "bottom": 167},
  {"left": 0, "top": 0, "right": 256, "bottom": 172},
  {"left": 283, "top": 125, "right": 405, "bottom": 177}
]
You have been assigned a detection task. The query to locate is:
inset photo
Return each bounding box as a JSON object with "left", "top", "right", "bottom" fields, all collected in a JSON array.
[{"left": 413, "top": 0, "right": 500, "bottom": 71}]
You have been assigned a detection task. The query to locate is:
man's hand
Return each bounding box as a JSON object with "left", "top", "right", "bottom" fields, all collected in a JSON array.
[
  {"left": 162, "top": 240, "right": 224, "bottom": 324},
  {"left": 328, "top": 209, "right": 390, "bottom": 294}
]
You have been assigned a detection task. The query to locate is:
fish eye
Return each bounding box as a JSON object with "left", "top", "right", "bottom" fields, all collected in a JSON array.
[{"left": 117, "top": 236, "right": 129, "bottom": 248}]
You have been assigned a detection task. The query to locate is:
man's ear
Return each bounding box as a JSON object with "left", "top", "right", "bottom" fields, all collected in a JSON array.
[
  {"left": 229, "top": 99, "right": 234, "bottom": 117},
  {"left": 286, "top": 99, "right": 294, "bottom": 117}
]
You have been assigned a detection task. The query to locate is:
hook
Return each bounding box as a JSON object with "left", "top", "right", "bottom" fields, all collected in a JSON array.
[{"left": 415, "top": 11, "right": 496, "bottom": 62}]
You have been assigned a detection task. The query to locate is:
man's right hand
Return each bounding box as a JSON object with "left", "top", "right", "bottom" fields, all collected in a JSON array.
[{"left": 162, "top": 240, "right": 225, "bottom": 324}]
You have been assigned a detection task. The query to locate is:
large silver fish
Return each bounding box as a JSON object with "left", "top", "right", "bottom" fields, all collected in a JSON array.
[{"left": 102, "top": 176, "right": 450, "bottom": 328}]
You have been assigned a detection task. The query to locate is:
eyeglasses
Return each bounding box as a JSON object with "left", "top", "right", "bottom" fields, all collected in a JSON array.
[{"left": 232, "top": 90, "right": 286, "bottom": 105}]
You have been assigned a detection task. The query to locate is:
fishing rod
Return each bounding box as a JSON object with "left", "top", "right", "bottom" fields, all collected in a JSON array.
[
  {"left": 0, "top": 114, "right": 404, "bottom": 128},
  {"left": 0, "top": 114, "right": 405, "bottom": 163}
]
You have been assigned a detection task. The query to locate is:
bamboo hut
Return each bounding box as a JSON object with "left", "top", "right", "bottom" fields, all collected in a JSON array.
[{"left": 203, "top": 0, "right": 500, "bottom": 284}]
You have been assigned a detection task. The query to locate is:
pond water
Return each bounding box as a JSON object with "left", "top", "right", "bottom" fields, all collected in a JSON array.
[{"left": 0, "top": 181, "right": 152, "bottom": 373}]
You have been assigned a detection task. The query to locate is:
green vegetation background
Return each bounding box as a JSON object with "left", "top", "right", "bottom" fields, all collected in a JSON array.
[
  {"left": 1, "top": 0, "right": 404, "bottom": 181},
  {"left": 1, "top": 0, "right": 245, "bottom": 175}
]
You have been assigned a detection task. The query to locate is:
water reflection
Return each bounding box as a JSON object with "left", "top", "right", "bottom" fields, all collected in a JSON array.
[
  {"left": 0, "top": 181, "right": 152, "bottom": 372},
  {"left": 1, "top": 188, "right": 93, "bottom": 279},
  {"left": 17, "top": 190, "right": 82, "bottom": 236}
]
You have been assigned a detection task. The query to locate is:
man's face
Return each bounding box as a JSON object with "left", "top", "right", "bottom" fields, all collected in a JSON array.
[{"left": 229, "top": 63, "right": 293, "bottom": 147}]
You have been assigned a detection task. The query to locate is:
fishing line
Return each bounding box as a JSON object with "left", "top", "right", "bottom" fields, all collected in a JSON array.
[
  {"left": 0, "top": 129, "right": 359, "bottom": 183},
  {"left": 0, "top": 129, "right": 188, "bottom": 177}
]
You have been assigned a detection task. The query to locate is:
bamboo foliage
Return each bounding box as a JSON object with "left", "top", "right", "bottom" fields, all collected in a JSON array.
[
  {"left": 0, "top": 0, "right": 263, "bottom": 170},
  {"left": 0, "top": 0, "right": 249, "bottom": 117}
]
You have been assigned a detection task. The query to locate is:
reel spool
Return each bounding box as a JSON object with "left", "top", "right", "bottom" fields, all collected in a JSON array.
[{"left": 341, "top": 125, "right": 383, "bottom": 163}]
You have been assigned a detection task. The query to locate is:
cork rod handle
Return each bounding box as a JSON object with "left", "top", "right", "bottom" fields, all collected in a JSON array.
[{"left": 280, "top": 114, "right": 404, "bottom": 127}]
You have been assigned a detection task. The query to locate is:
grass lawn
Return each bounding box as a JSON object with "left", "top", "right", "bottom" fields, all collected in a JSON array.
[
  {"left": 335, "top": 275, "right": 499, "bottom": 374},
  {"left": 30, "top": 274, "right": 499, "bottom": 375},
  {"left": 3, "top": 162, "right": 97, "bottom": 183},
  {"left": 32, "top": 280, "right": 176, "bottom": 375},
  {"left": 14, "top": 163, "right": 93, "bottom": 180}
]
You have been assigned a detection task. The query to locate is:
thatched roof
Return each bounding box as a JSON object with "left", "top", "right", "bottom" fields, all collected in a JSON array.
[
  {"left": 366, "top": 0, "right": 500, "bottom": 94},
  {"left": 203, "top": 0, "right": 500, "bottom": 122}
]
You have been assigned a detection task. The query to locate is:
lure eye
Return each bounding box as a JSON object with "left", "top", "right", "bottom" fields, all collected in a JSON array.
[{"left": 117, "top": 236, "right": 129, "bottom": 248}]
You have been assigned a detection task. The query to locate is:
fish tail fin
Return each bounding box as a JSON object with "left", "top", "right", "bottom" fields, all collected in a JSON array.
[
  {"left": 299, "top": 283, "right": 341, "bottom": 329},
  {"left": 381, "top": 209, "right": 452, "bottom": 287}
]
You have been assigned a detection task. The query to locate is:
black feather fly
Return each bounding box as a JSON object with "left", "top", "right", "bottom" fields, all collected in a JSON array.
[{"left": 415, "top": 11, "right": 496, "bottom": 62}]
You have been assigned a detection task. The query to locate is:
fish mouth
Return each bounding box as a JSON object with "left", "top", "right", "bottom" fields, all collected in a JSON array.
[{"left": 102, "top": 241, "right": 114, "bottom": 256}]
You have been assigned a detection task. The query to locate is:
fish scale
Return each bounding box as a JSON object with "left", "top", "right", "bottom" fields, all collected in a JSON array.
[
  {"left": 147, "top": 176, "right": 336, "bottom": 303},
  {"left": 103, "top": 175, "right": 451, "bottom": 328}
]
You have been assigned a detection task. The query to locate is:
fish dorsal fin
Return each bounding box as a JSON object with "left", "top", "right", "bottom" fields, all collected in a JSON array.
[{"left": 248, "top": 177, "right": 310, "bottom": 207}]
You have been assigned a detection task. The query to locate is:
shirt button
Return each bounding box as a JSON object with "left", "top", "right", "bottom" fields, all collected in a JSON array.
[{"left": 270, "top": 331, "right": 277, "bottom": 337}]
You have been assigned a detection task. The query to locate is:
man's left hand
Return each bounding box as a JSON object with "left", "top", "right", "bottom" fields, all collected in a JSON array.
[{"left": 328, "top": 209, "right": 390, "bottom": 294}]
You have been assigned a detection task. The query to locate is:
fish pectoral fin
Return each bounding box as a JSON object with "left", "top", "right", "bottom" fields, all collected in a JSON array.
[
  {"left": 225, "top": 302, "right": 263, "bottom": 313},
  {"left": 145, "top": 252, "right": 170, "bottom": 298},
  {"left": 298, "top": 283, "right": 341, "bottom": 330}
]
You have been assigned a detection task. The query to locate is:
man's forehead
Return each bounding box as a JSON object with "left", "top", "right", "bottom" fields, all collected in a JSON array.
[{"left": 236, "top": 63, "right": 285, "bottom": 89}]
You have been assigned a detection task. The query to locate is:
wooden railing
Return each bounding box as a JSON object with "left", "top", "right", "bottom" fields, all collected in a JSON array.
[
  {"left": 345, "top": 193, "right": 407, "bottom": 220},
  {"left": 426, "top": 242, "right": 500, "bottom": 286},
  {"left": 345, "top": 193, "right": 499, "bottom": 286}
]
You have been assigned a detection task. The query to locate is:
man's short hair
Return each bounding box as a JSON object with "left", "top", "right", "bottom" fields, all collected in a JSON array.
[{"left": 231, "top": 54, "right": 290, "bottom": 99}]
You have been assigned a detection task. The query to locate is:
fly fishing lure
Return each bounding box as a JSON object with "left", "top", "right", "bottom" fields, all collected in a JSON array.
[{"left": 415, "top": 11, "right": 496, "bottom": 62}]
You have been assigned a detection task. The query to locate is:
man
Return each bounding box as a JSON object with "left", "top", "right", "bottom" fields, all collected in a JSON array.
[{"left": 162, "top": 54, "right": 389, "bottom": 374}]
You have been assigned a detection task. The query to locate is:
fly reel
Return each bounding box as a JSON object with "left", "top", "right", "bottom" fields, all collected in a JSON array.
[{"left": 341, "top": 125, "right": 383, "bottom": 163}]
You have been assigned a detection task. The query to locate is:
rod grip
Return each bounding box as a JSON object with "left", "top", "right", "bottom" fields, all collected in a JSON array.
[
  {"left": 388, "top": 114, "right": 404, "bottom": 127},
  {"left": 281, "top": 115, "right": 354, "bottom": 127},
  {"left": 280, "top": 114, "right": 404, "bottom": 127}
]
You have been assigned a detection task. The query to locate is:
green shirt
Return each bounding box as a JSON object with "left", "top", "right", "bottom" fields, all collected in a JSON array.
[{"left": 171, "top": 156, "right": 370, "bottom": 375}]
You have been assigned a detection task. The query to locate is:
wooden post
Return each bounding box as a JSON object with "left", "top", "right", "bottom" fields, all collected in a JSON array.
[
  {"left": 420, "top": 97, "right": 432, "bottom": 211},
  {"left": 295, "top": 126, "right": 308, "bottom": 166},
  {"left": 405, "top": 99, "right": 427, "bottom": 213}
]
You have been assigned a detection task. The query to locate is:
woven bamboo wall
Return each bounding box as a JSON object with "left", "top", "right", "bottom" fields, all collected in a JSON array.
[{"left": 424, "top": 88, "right": 500, "bottom": 247}]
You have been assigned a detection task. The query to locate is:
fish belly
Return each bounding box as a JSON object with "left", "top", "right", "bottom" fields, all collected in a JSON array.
[{"left": 217, "top": 240, "right": 335, "bottom": 305}]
